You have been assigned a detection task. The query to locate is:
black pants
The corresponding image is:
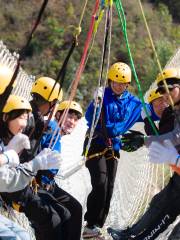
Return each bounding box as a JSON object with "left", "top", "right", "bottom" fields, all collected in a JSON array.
[
  {"left": 1, "top": 186, "right": 70, "bottom": 240},
  {"left": 49, "top": 183, "right": 83, "bottom": 240},
  {"left": 84, "top": 149, "right": 118, "bottom": 228},
  {"left": 127, "top": 173, "right": 180, "bottom": 240}
]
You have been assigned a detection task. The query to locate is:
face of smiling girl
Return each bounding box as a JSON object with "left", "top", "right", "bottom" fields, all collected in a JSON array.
[{"left": 8, "top": 113, "right": 28, "bottom": 135}]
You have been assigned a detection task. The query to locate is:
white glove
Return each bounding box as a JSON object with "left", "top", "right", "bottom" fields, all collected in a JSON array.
[
  {"left": 141, "top": 107, "right": 151, "bottom": 120},
  {"left": 31, "top": 148, "right": 62, "bottom": 170},
  {"left": 93, "top": 87, "right": 104, "bottom": 101},
  {"left": 2, "top": 149, "right": 20, "bottom": 167},
  {"left": 6, "top": 133, "right": 30, "bottom": 154},
  {"left": 148, "top": 140, "right": 179, "bottom": 166}
]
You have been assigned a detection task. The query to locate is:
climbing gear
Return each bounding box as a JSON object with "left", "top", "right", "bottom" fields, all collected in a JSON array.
[
  {"left": 49, "top": 0, "right": 101, "bottom": 150},
  {"left": 115, "top": 0, "right": 159, "bottom": 136},
  {"left": 51, "top": 0, "right": 88, "bottom": 101},
  {"left": 84, "top": 3, "right": 112, "bottom": 158},
  {"left": 83, "top": 129, "right": 119, "bottom": 161},
  {"left": 108, "top": 62, "right": 131, "bottom": 83},
  {"left": 121, "top": 130, "right": 145, "bottom": 152},
  {"left": 57, "top": 100, "right": 83, "bottom": 115},
  {"left": 147, "top": 89, "right": 163, "bottom": 103},
  {"left": 32, "top": 0, "right": 88, "bottom": 152},
  {"left": 0, "top": 65, "right": 15, "bottom": 95},
  {"left": 3, "top": 95, "right": 32, "bottom": 113},
  {"left": 85, "top": 147, "right": 118, "bottom": 161},
  {"left": 31, "top": 77, "right": 63, "bottom": 102}
]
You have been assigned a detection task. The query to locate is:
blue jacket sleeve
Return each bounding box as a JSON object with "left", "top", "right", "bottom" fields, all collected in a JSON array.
[
  {"left": 39, "top": 120, "right": 61, "bottom": 183},
  {"left": 85, "top": 101, "right": 101, "bottom": 128},
  {"left": 105, "top": 94, "right": 143, "bottom": 137},
  {"left": 138, "top": 103, "right": 160, "bottom": 122},
  {"left": 40, "top": 120, "right": 61, "bottom": 152}
]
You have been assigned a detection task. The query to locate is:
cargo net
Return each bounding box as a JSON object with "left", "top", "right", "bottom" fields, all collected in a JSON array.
[
  {"left": 0, "top": 41, "right": 35, "bottom": 100},
  {"left": 0, "top": 41, "right": 179, "bottom": 240},
  {"left": 107, "top": 48, "right": 180, "bottom": 236},
  {"left": 59, "top": 49, "right": 180, "bottom": 239}
]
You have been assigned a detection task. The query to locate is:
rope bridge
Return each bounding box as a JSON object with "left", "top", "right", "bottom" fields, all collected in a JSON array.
[{"left": 0, "top": 0, "right": 179, "bottom": 237}]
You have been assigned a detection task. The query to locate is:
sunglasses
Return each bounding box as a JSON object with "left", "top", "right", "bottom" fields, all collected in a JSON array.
[{"left": 156, "top": 85, "right": 175, "bottom": 94}]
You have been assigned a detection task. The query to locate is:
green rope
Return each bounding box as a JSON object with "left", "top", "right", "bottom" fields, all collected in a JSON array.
[{"left": 114, "top": 0, "right": 159, "bottom": 136}]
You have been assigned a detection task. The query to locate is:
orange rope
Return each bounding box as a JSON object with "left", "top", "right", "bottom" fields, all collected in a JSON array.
[{"left": 49, "top": 0, "right": 101, "bottom": 148}]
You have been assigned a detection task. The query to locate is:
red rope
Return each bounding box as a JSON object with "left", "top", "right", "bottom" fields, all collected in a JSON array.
[
  {"left": 68, "top": 0, "right": 100, "bottom": 103},
  {"left": 49, "top": 0, "right": 100, "bottom": 148}
]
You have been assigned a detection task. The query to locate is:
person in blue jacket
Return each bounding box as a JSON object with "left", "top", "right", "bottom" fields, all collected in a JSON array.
[
  {"left": 35, "top": 97, "right": 83, "bottom": 240},
  {"left": 82, "top": 62, "right": 157, "bottom": 238}
]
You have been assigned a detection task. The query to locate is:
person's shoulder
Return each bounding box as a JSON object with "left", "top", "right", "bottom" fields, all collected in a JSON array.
[
  {"left": 45, "top": 120, "right": 60, "bottom": 136},
  {"left": 126, "top": 91, "right": 141, "bottom": 103},
  {"left": 161, "top": 106, "right": 174, "bottom": 119},
  {"left": 104, "top": 87, "right": 112, "bottom": 96},
  {"left": 48, "top": 119, "right": 59, "bottom": 130}
]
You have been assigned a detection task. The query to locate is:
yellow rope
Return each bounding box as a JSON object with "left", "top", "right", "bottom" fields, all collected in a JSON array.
[
  {"left": 93, "top": 0, "right": 113, "bottom": 34},
  {"left": 74, "top": 0, "right": 88, "bottom": 39},
  {"left": 137, "top": 0, "right": 174, "bottom": 108},
  {"left": 93, "top": 8, "right": 105, "bottom": 34},
  {"left": 84, "top": 3, "right": 107, "bottom": 65}
]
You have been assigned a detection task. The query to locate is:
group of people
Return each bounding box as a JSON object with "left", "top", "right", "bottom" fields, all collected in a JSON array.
[
  {"left": 82, "top": 62, "right": 180, "bottom": 239},
  {"left": 99, "top": 65, "right": 180, "bottom": 239},
  {"left": 0, "top": 59, "right": 179, "bottom": 240},
  {"left": 0, "top": 66, "right": 83, "bottom": 240}
]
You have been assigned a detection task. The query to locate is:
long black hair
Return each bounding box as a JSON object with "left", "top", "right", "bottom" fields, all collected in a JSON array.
[{"left": 0, "top": 109, "right": 29, "bottom": 144}]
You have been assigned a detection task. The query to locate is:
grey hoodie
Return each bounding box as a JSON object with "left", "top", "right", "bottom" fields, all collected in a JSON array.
[{"left": 0, "top": 158, "right": 42, "bottom": 193}]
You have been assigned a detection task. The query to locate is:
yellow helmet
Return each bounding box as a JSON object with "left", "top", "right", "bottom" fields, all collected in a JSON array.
[
  {"left": 147, "top": 89, "right": 163, "bottom": 103},
  {"left": 0, "top": 64, "right": 15, "bottom": 95},
  {"left": 31, "top": 77, "right": 63, "bottom": 102},
  {"left": 108, "top": 62, "right": 131, "bottom": 83},
  {"left": 156, "top": 68, "right": 180, "bottom": 85},
  {"left": 57, "top": 100, "right": 83, "bottom": 115},
  {"left": 3, "top": 95, "right": 32, "bottom": 113}
]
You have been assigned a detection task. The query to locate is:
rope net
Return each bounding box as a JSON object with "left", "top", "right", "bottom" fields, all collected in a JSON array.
[{"left": 0, "top": 39, "right": 179, "bottom": 240}]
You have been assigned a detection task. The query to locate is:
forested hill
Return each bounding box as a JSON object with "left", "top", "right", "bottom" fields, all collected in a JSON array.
[{"left": 0, "top": 0, "right": 179, "bottom": 107}]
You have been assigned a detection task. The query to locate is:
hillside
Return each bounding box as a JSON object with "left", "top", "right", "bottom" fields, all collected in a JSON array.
[{"left": 0, "top": 0, "right": 179, "bottom": 107}]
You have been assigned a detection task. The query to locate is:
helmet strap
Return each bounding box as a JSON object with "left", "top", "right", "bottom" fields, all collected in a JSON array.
[{"left": 2, "top": 114, "right": 8, "bottom": 122}]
